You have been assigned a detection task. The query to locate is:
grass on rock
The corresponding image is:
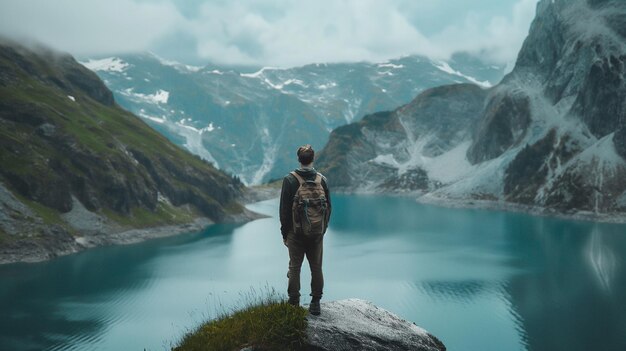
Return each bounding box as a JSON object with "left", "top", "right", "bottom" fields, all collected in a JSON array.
[{"left": 173, "top": 290, "right": 308, "bottom": 351}]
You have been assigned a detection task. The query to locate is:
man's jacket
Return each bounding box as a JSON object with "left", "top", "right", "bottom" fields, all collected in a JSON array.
[{"left": 279, "top": 167, "right": 331, "bottom": 240}]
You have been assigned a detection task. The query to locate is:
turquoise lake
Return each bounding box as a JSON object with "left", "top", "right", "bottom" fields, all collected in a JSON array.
[{"left": 1, "top": 195, "right": 625, "bottom": 351}]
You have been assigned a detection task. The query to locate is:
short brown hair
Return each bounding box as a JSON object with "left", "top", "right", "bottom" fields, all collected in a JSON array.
[{"left": 297, "top": 144, "right": 314, "bottom": 165}]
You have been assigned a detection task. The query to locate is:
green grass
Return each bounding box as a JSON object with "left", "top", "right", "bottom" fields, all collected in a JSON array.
[
  {"left": 174, "top": 292, "right": 308, "bottom": 351},
  {"left": 12, "top": 194, "right": 80, "bottom": 237},
  {"left": 11, "top": 192, "right": 63, "bottom": 226},
  {"left": 0, "top": 227, "right": 8, "bottom": 243},
  {"left": 102, "top": 203, "right": 198, "bottom": 228}
]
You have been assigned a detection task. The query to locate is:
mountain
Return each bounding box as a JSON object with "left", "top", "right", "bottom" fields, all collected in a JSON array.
[
  {"left": 80, "top": 52, "right": 505, "bottom": 184},
  {"left": 317, "top": 0, "right": 626, "bottom": 218},
  {"left": 0, "top": 39, "right": 248, "bottom": 263}
]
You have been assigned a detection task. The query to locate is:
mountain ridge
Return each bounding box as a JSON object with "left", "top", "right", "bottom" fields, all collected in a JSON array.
[
  {"left": 82, "top": 51, "right": 505, "bottom": 184},
  {"left": 317, "top": 0, "right": 626, "bottom": 220}
]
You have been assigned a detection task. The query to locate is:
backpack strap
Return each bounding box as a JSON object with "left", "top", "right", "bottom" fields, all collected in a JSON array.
[
  {"left": 290, "top": 171, "right": 305, "bottom": 185},
  {"left": 314, "top": 173, "right": 322, "bottom": 185}
]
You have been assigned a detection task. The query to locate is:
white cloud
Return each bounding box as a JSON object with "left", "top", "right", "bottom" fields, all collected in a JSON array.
[
  {"left": 186, "top": 0, "right": 438, "bottom": 67},
  {"left": 0, "top": 0, "right": 183, "bottom": 56},
  {"left": 0, "top": 0, "right": 539, "bottom": 67},
  {"left": 430, "top": 0, "right": 538, "bottom": 64}
]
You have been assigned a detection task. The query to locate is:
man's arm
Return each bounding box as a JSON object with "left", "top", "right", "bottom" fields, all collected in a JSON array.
[
  {"left": 322, "top": 176, "right": 331, "bottom": 229},
  {"left": 279, "top": 175, "right": 295, "bottom": 240}
]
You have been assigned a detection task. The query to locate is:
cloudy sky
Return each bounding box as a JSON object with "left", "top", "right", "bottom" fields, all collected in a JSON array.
[{"left": 0, "top": 0, "right": 539, "bottom": 68}]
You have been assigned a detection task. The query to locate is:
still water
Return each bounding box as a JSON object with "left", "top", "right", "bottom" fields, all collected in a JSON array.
[{"left": 1, "top": 195, "right": 625, "bottom": 351}]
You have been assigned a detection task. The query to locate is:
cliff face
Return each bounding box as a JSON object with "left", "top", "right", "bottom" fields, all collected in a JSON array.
[
  {"left": 466, "top": 0, "right": 626, "bottom": 213},
  {"left": 318, "top": 0, "right": 626, "bottom": 217},
  {"left": 0, "top": 40, "right": 246, "bottom": 263}
]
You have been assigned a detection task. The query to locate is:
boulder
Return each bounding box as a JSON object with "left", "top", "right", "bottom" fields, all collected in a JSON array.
[{"left": 305, "top": 299, "right": 445, "bottom": 351}]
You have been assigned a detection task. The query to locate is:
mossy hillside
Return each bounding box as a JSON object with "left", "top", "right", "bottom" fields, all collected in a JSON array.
[
  {"left": 102, "top": 202, "right": 199, "bottom": 228},
  {"left": 174, "top": 300, "right": 308, "bottom": 351},
  {"left": 0, "top": 40, "right": 244, "bottom": 234}
]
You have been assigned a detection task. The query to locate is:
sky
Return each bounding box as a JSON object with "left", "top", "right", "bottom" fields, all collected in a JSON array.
[{"left": 0, "top": 0, "right": 539, "bottom": 68}]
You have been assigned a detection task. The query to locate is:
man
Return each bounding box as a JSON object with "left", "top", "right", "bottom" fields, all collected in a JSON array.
[{"left": 279, "top": 144, "right": 331, "bottom": 316}]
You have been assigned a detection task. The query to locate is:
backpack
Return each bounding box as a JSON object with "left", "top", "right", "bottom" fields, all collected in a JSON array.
[{"left": 291, "top": 171, "right": 328, "bottom": 238}]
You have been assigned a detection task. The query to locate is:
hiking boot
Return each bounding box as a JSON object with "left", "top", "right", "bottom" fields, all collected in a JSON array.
[
  {"left": 288, "top": 297, "right": 299, "bottom": 306},
  {"left": 309, "top": 299, "right": 321, "bottom": 315}
]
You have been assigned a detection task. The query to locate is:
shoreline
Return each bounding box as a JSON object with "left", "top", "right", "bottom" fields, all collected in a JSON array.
[
  {"left": 330, "top": 187, "right": 626, "bottom": 225},
  {"left": 416, "top": 194, "right": 626, "bottom": 225},
  {"left": 0, "top": 206, "right": 265, "bottom": 266}
]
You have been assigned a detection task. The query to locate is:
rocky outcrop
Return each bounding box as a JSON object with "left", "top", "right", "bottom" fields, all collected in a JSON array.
[
  {"left": 305, "top": 299, "right": 445, "bottom": 351},
  {"left": 466, "top": 92, "right": 531, "bottom": 164}
]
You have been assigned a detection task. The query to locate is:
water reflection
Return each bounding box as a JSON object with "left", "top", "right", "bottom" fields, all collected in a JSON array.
[
  {"left": 587, "top": 225, "right": 617, "bottom": 293},
  {"left": 503, "top": 218, "right": 626, "bottom": 351}
]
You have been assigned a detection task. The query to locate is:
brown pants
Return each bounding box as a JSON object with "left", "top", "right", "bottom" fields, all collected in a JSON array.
[{"left": 287, "top": 233, "right": 324, "bottom": 300}]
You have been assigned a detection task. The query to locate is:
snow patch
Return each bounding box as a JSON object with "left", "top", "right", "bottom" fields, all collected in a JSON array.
[
  {"left": 139, "top": 112, "right": 166, "bottom": 124},
  {"left": 424, "top": 142, "right": 474, "bottom": 184},
  {"left": 433, "top": 155, "right": 510, "bottom": 199},
  {"left": 240, "top": 67, "right": 279, "bottom": 78},
  {"left": 176, "top": 123, "right": 219, "bottom": 167},
  {"left": 149, "top": 52, "right": 202, "bottom": 72},
  {"left": 317, "top": 82, "right": 338, "bottom": 90},
  {"left": 377, "top": 63, "right": 404, "bottom": 69},
  {"left": 121, "top": 89, "right": 169, "bottom": 105},
  {"left": 81, "top": 57, "right": 128, "bottom": 72},
  {"left": 200, "top": 122, "right": 215, "bottom": 133},
  {"left": 67, "top": 95, "right": 75, "bottom": 102},
  {"left": 251, "top": 128, "right": 277, "bottom": 185},
  {"left": 369, "top": 139, "right": 473, "bottom": 185},
  {"left": 433, "top": 61, "right": 492, "bottom": 88}
]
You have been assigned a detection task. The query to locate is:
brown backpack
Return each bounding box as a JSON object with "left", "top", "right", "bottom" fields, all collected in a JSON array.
[{"left": 291, "top": 171, "right": 329, "bottom": 238}]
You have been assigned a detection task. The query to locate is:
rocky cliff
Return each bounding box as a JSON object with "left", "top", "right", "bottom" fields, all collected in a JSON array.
[
  {"left": 318, "top": 0, "right": 626, "bottom": 219},
  {"left": 0, "top": 39, "right": 249, "bottom": 264}
]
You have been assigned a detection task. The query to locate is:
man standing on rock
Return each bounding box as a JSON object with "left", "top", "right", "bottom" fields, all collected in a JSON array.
[{"left": 280, "top": 144, "right": 331, "bottom": 315}]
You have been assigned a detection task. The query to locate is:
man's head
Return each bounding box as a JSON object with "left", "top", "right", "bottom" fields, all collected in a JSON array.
[{"left": 297, "top": 144, "right": 315, "bottom": 167}]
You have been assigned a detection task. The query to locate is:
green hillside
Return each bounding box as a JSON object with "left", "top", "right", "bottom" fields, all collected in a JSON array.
[{"left": 0, "top": 39, "right": 245, "bottom": 261}]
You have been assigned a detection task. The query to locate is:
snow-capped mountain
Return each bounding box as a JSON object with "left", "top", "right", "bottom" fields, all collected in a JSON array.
[
  {"left": 80, "top": 53, "right": 504, "bottom": 184},
  {"left": 317, "top": 0, "right": 626, "bottom": 217}
]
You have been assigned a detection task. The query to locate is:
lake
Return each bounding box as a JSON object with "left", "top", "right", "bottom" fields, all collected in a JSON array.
[{"left": 1, "top": 195, "right": 625, "bottom": 351}]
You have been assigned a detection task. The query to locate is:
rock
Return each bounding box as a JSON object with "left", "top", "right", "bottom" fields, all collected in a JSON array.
[
  {"left": 317, "top": 84, "right": 487, "bottom": 191},
  {"left": 37, "top": 123, "right": 56, "bottom": 137},
  {"left": 305, "top": 299, "right": 445, "bottom": 351},
  {"left": 466, "top": 91, "right": 531, "bottom": 164}
]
